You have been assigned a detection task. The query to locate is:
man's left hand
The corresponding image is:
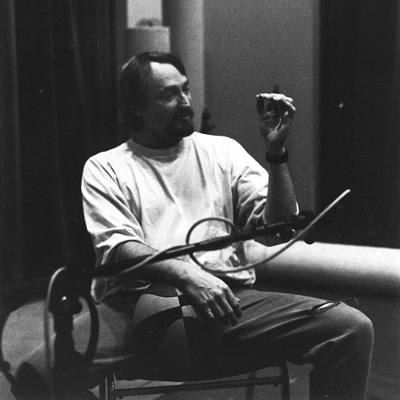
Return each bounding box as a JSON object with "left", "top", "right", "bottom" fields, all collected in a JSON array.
[{"left": 257, "top": 93, "right": 296, "bottom": 154}]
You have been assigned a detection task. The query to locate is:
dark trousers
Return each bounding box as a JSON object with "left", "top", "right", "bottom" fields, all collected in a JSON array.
[{"left": 12, "top": 283, "right": 373, "bottom": 400}]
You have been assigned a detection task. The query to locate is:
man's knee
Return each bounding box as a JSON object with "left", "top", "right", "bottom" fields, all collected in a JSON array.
[
  {"left": 328, "top": 304, "right": 374, "bottom": 356},
  {"left": 347, "top": 307, "right": 374, "bottom": 352}
]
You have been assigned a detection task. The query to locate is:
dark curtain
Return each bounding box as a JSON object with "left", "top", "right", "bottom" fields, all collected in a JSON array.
[
  {"left": 384, "top": 3, "right": 400, "bottom": 248},
  {"left": 319, "top": 0, "right": 400, "bottom": 248},
  {"left": 0, "top": 0, "right": 24, "bottom": 286},
  {"left": 0, "top": 0, "right": 118, "bottom": 287}
]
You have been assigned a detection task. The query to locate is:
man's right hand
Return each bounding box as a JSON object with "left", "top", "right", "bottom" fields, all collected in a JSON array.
[
  {"left": 181, "top": 269, "right": 242, "bottom": 326},
  {"left": 116, "top": 241, "right": 242, "bottom": 326}
]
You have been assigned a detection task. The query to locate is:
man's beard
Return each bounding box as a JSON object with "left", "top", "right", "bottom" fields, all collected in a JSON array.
[{"left": 166, "top": 107, "right": 195, "bottom": 138}]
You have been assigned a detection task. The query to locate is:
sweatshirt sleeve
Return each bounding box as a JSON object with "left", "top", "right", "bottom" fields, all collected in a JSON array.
[
  {"left": 81, "top": 155, "right": 146, "bottom": 266},
  {"left": 229, "top": 140, "right": 269, "bottom": 230}
]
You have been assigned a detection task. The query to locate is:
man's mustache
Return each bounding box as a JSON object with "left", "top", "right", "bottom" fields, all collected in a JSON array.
[{"left": 174, "top": 107, "right": 194, "bottom": 119}]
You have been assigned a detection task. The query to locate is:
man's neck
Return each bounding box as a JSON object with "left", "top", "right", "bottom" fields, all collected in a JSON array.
[{"left": 132, "top": 132, "right": 183, "bottom": 149}]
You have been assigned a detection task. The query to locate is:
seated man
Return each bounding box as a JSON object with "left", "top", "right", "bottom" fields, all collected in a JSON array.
[
  {"left": 12, "top": 51, "right": 373, "bottom": 400},
  {"left": 81, "top": 51, "right": 373, "bottom": 399}
]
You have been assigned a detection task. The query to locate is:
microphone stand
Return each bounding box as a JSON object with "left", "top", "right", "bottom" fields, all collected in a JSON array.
[
  {"left": 95, "top": 189, "right": 351, "bottom": 279},
  {"left": 94, "top": 211, "right": 315, "bottom": 279},
  {"left": 48, "top": 266, "right": 99, "bottom": 400},
  {"left": 0, "top": 266, "right": 97, "bottom": 400}
]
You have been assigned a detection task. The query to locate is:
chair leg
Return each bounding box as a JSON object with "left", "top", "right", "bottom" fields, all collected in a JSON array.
[
  {"left": 245, "top": 365, "right": 290, "bottom": 400},
  {"left": 98, "top": 379, "right": 105, "bottom": 400},
  {"left": 98, "top": 374, "right": 114, "bottom": 400},
  {"left": 245, "top": 371, "right": 256, "bottom": 400},
  {"left": 280, "top": 363, "right": 290, "bottom": 400}
]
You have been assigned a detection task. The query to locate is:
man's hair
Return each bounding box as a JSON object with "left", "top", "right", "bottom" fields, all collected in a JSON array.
[{"left": 118, "top": 51, "right": 187, "bottom": 132}]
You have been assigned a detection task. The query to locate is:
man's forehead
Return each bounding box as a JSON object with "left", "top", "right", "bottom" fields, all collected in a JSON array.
[{"left": 148, "top": 62, "right": 187, "bottom": 88}]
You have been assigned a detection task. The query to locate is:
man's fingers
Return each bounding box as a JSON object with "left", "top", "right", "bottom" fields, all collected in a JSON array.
[
  {"left": 257, "top": 93, "right": 294, "bottom": 104},
  {"left": 185, "top": 274, "right": 242, "bottom": 326},
  {"left": 257, "top": 94, "right": 295, "bottom": 138},
  {"left": 208, "top": 301, "right": 229, "bottom": 325},
  {"left": 217, "top": 293, "right": 242, "bottom": 326},
  {"left": 204, "top": 308, "right": 215, "bottom": 321},
  {"left": 203, "top": 294, "right": 242, "bottom": 326},
  {"left": 229, "top": 295, "right": 242, "bottom": 318},
  {"left": 257, "top": 94, "right": 295, "bottom": 116},
  {"left": 265, "top": 93, "right": 293, "bottom": 102}
]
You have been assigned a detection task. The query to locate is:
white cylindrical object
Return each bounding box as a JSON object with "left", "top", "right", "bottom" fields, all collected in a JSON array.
[
  {"left": 125, "top": 26, "right": 171, "bottom": 60},
  {"left": 254, "top": 241, "right": 400, "bottom": 299},
  {"left": 162, "top": 0, "right": 205, "bottom": 131}
]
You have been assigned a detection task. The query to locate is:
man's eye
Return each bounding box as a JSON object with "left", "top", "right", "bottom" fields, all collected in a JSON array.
[{"left": 160, "top": 91, "right": 174, "bottom": 100}]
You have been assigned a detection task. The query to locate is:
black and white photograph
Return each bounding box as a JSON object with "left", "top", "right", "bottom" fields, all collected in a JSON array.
[{"left": 1, "top": 1, "right": 399, "bottom": 399}]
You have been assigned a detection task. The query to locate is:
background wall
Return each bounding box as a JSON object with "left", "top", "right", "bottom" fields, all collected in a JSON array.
[
  {"left": 127, "top": 0, "right": 162, "bottom": 27},
  {"left": 203, "top": 0, "right": 318, "bottom": 212}
]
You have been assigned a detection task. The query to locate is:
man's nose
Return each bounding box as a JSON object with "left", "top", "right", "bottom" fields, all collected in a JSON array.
[{"left": 179, "top": 91, "right": 191, "bottom": 106}]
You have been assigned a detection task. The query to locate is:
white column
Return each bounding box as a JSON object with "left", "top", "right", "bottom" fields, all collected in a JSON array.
[
  {"left": 126, "top": 26, "right": 170, "bottom": 59},
  {"left": 162, "top": 0, "right": 205, "bottom": 131}
]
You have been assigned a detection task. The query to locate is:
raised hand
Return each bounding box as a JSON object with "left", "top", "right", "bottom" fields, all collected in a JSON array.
[{"left": 257, "top": 93, "right": 296, "bottom": 154}]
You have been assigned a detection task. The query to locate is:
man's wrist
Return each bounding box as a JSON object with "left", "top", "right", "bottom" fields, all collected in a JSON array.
[
  {"left": 265, "top": 145, "right": 286, "bottom": 156},
  {"left": 265, "top": 149, "right": 288, "bottom": 165}
]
